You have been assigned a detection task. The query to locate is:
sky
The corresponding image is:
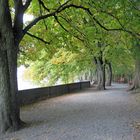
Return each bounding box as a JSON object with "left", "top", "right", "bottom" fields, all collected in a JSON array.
[
  {"left": 23, "top": 14, "right": 34, "bottom": 23},
  {"left": 17, "top": 14, "right": 35, "bottom": 90},
  {"left": 17, "top": 66, "right": 38, "bottom": 90}
]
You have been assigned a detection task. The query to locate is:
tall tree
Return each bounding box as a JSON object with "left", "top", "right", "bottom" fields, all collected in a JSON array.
[
  {"left": 130, "top": 38, "right": 140, "bottom": 92},
  {"left": 0, "top": 0, "right": 20, "bottom": 133},
  {"left": 0, "top": 0, "right": 94, "bottom": 133},
  {"left": 0, "top": 0, "right": 139, "bottom": 134}
]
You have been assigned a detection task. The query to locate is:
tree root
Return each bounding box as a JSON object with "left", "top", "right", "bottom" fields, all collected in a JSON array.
[
  {"left": 96, "top": 85, "right": 106, "bottom": 90},
  {"left": 128, "top": 85, "right": 140, "bottom": 94},
  {"left": 127, "top": 85, "right": 135, "bottom": 91}
]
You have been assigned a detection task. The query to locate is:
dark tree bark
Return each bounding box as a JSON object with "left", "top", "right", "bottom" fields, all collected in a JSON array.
[
  {"left": 130, "top": 45, "right": 140, "bottom": 93},
  {"left": 106, "top": 62, "right": 112, "bottom": 86},
  {"left": 0, "top": 0, "right": 21, "bottom": 133},
  {"left": 89, "top": 69, "right": 95, "bottom": 85},
  {"left": 7, "top": 43, "right": 21, "bottom": 129},
  {"left": 0, "top": 51, "right": 12, "bottom": 132},
  {"left": 133, "top": 57, "right": 140, "bottom": 89},
  {"left": 96, "top": 58, "right": 106, "bottom": 90}
]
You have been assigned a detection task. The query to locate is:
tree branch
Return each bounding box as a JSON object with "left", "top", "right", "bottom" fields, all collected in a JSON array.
[
  {"left": 23, "top": 3, "right": 140, "bottom": 39},
  {"left": 13, "top": 0, "right": 24, "bottom": 44},
  {"left": 54, "top": 15, "right": 84, "bottom": 42},
  {"left": 88, "top": 1, "right": 140, "bottom": 38},
  {"left": 128, "top": 0, "right": 140, "bottom": 11},
  {"left": 23, "top": 4, "right": 89, "bottom": 35},
  {"left": 26, "top": 32, "right": 51, "bottom": 44},
  {"left": 38, "top": 0, "right": 50, "bottom": 12},
  {"left": 38, "top": 0, "right": 48, "bottom": 30},
  {"left": 54, "top": 15, "right": 69, "bottom": 32},
  {"left": 98, "top": 10, "right": 125, "bottom": 29},
  {"left": 89, "top": 12, "right": 140, "bottom": 38},
  {"left": 56, "top": 0, "right": 71, "bottom": 12},
  {"left": 59, "top": 15, "right": 86, "bottom": 37},
  {"left": 23, "top": 0, "right": 32, "bottom": 12}
]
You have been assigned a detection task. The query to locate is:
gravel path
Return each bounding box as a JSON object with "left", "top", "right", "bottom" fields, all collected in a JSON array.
[{"left": 1, "top": 84, "right": 140, "bottom": 140}]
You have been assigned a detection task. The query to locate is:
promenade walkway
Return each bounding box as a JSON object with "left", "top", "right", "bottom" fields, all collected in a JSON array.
[{"left": 1, "top": 84, "right": 140, "bottom": 140}]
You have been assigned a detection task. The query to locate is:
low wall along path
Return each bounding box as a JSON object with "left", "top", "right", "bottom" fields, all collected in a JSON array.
[{"left": 18, "top": 81, "right": 90, "bottom": 105}]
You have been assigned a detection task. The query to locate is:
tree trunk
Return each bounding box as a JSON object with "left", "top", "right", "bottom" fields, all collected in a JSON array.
[
  {"left": 128, "top": 38, "right": 140, "bottom": 93},
  {"left": 130, "top": 47, "right": 140, "bottom": 93},
  {"left": 0, "top": 0, "right": 20, "bottom": 133},
  {"left": 133, "top": 57, "right": 140, "bottom": 88},
  {"left": 96, "top": 59, "right": 106, "bottom": 90},
  {"left": 106, "top": 63, "right": 112, "bottom": 86},
  {"left": 0, "top": 49, "right": 20, "bottom": 134},
  {"left": 7, "top": 43, "right": 21, "bottom": 129},
  {"left": 0, "top": 51, "right": 12, "bottom": 132}
]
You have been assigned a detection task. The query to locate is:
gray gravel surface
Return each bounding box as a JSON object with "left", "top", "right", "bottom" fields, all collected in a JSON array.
[{"left": 1, "top": 84, "right": 140, "bottom": 140}]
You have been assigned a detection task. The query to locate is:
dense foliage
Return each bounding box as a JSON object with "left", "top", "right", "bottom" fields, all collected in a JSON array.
[{"left": 18, "top": 0, "right": 139, "bottom": 86}]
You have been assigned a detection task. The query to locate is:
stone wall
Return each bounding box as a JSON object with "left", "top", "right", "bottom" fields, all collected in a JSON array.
[{"left": 18, "top": 81, "right": 90, "bottom": 106}]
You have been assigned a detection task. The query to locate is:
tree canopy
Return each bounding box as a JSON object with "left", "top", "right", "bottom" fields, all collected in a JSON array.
[{"left": 18, "top": 0, "right": 139, "bottom": 86}]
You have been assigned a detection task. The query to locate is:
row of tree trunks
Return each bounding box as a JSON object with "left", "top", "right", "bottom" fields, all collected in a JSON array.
[
  {"left": 94, "top": 57, "right": 112, "bottom": 90},
  {"left": 95, "top": 45, "right": 140, "bottom": 92}
]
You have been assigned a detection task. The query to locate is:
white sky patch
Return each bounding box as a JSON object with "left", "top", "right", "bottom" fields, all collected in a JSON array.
[
  {"left": 17, "top": 65, "right": 38, "bottom": 90},
  {"left": 11, "top": 8, "right": 34, "bottom": 24},
  {"left": 23, "top": 14, "right": 34, "bottom": 23}
]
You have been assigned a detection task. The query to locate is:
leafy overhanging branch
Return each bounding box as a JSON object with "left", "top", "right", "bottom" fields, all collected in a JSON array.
[
  {"left": 26, "top": 32, "right": 51, "bottom": 44},
  {"left": 23, "top": 2, "right": 140, "bottom": 41},
  {"left": 128, "top": 0, "right": 140, "bottom": 11},
  {"left": 59, "top": 13, "right": 86, "bottom": 37},
  {"left": 54, "top": 15, "right": 69, "bottom": 33},
  {"left": 38, "top": 0, "right": 48, "bottom": 30},
  {"left": 38, "top": 0, "right": 50, "bottom": 12},
  {"left": 54, "top": 15, "right": 84, "bottom": 42},
  {"left": 88, "top": 0, "right": 140, "bottom": 37},
  {"left": 23, "top": 4, "right": 86, "bottom": 34}
]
